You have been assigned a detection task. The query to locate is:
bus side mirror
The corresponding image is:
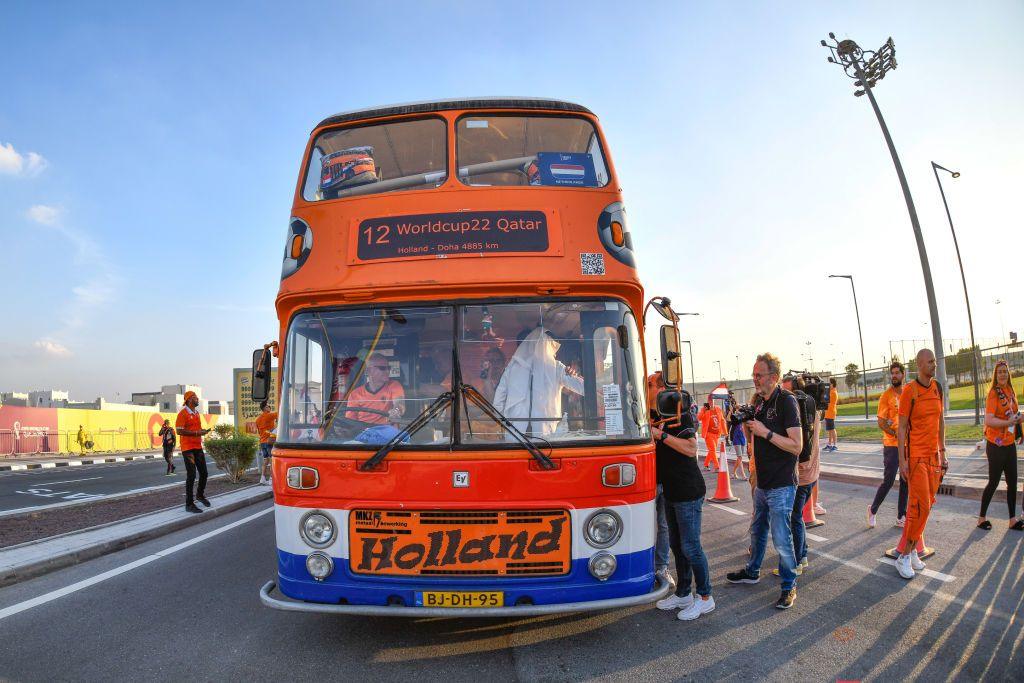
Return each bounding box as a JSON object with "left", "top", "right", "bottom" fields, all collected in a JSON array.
[
  {"left": 252, "top": 348, "right": 271, "bottom": 402},
  {"left": 660, "top": 325, "right": 682, "bottom": 388}
]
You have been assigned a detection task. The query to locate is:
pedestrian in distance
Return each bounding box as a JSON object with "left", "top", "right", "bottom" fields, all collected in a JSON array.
[
  {"left": 176, "top": 391, "right": 211, "bottom": 514},
  {"left": 868, "top": 361, "right": 908, "bottom": 528},
  {"left": 893, "top": 349, "right": 946, "bottom": 579},
  {"left": 158, "top": 419, "right": 176, "bottom": 475},
  {"left": 652, "top": 409, "right": 715, "bottom": 621},
  {"left": 698, "top": 399, "right": 725, "bottom": 471},
  {"left": 823, "top": 378, "right": 839, "bottom": 452},
  {"left": 727, "top": 353, "right": 803, "bottom": 610},
  {"left": 775, "top": 374, "right": 819, "bottom": 577},
  {"left": 76, "top": 425, "right": 86, "bottom": 454},
  {"left": 255, "top": 400, "right": 278, "bottom": 486},
  {"left": 647, "top": 372, "right": 675, "bottom": 591},
  {"left": 977, "top": 359, "right": 1024, "bottom": 531},
  {"left": 726, "top": 392, "right": 748, "bottom": 480}
]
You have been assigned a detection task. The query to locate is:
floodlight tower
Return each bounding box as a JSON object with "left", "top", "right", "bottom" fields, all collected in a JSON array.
[{"left": 820, "top": 33, "right": 948, "bottom": 409}]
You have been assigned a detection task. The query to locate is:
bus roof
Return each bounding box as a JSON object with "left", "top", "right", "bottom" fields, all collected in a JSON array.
[{"left": 315, "top": 97, "right": 593, "bottom": 130}]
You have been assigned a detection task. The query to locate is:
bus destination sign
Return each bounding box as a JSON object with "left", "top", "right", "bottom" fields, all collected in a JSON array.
[{"left": 355, "top": 210, "right": 549, "bottom": 262}]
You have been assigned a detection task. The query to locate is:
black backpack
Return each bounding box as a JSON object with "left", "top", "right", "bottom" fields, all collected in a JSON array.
[{"left": 790, "top": 390, "right": 817, "bottom": 463}]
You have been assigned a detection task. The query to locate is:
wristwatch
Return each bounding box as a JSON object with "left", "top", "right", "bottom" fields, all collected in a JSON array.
[
  {"left": 766, "top": 431, "right": 775, "bottom": 442},
  {"left": 659, "top": 431, "right": 669, "bottom": 443}
]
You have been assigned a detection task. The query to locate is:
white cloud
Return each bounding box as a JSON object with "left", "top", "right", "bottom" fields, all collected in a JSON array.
[
  {"left": 72, "top": 278, "right": 116, "bottom": 306},
  {"left": 33, "top": 339, "right": 72, "bottom": 358},
  {"left": 0, "top": 142, "right": 48, "bottom": 177},
  {"left": 26, "top": 204, "right": 61, "bottom": 226}
]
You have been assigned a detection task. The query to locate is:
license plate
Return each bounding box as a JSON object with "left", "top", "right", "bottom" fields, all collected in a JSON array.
[{"left": 418, "top": 591, "right": 504, "bottom": 608}]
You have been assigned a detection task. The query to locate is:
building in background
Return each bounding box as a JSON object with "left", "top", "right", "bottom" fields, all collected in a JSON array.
[
  {"left": 0, "top": 391, "right": 29, "bottom": 407},
  {"left": 207, "top": 400, "right": 229, "bottom": 415},
  {"left": 131, "top": 384, "right": 207, "bottom": 412},
  {"left": 28, "top": 390, "right": 70, "bottom": 408}
]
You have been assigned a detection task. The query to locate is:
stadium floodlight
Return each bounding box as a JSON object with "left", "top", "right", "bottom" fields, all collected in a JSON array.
[{"left": 821, "top": 33, "right": 948, "bottom": 410}]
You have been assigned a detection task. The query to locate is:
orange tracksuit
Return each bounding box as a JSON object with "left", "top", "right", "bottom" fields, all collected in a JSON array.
[
  {"left": 897, "top": 379, "right": 944, "bottom": 546},
  {"left": 699, "top": 406, "right": 725, "bottom": 469}
]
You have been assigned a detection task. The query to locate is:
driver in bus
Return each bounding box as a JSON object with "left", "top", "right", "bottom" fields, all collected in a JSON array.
[
  {"left": 345, "top": 352, "right": 405, "bottom": 425},
  {"left": 492, "top": 309, "right": 584, "bottom": 437}
]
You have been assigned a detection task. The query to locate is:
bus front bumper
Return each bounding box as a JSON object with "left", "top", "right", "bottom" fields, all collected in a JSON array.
[{"left": 259, "top": 575, "right": 672, "bottom": 617}]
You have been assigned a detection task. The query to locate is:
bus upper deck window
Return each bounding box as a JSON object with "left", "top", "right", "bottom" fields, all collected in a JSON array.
[
  {"left": 302, "top": 117, "right": 447, "bottom": 201},
  {"left": 457, "top": 115, "right": 610, "bottom": 188}
]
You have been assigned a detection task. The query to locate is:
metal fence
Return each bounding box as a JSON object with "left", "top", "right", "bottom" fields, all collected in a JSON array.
[{"left": 0, "top": 430, "right": 161, "bottom": 458}]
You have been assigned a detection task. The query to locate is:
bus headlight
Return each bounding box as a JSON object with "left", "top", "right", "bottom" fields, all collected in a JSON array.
[
  {"left": 588, "top": 552, "right": 617, "bottom": 580},
  {"left": 305, "top": 552, "right": 334, "bottom": 581},
  {"left": 300, "top": 511, "right": 336, "bottom": 548},
  {"left": 584, "top": 509, "right": 623, "bottom": 548}
]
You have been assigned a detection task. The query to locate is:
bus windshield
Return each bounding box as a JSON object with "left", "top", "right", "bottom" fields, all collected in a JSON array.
[
  {"left": 302, "top": 117, "right": 448, "bottom": 201},
  {"left": 457, "top": 115, "right": 609, "bottom": 188},
  {"left": 278, "top": 300, "right": 648, "bottom": 448}
]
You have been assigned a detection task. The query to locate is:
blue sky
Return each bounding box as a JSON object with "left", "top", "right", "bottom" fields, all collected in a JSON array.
[{"left": 2, "top": 1, "right": 1022, "bottom": 402}]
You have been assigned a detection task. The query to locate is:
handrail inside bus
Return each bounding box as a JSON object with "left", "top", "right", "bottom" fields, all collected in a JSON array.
[{"left": 326, "top": 156, "right": 536, "bottom": 200}]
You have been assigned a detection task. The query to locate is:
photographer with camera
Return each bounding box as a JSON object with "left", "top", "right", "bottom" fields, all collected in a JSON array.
[
  {"left": 652, "top": 395, "right": 715, "bottom": 622},
  {"left": 726, "top": 353, "right": 803, "bottom": 609}
]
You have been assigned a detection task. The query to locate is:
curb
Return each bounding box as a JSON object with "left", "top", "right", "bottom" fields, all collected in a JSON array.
[
  {"left": 819, "top": 468, "right": 995, "bottom": 503},
  {"left": 0, "top": 452, "right": 162, "bottom": 472},
  {"left": 0, "top": 488, "right": 272, "bottom": 589}
]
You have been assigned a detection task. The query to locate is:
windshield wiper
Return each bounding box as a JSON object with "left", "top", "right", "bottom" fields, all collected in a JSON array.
[
  {"left": 460, "top": 384, "right": 556, "bottom": 470},
  {"left": 359, "top": 391, "right": 453, "bottom": 471}
]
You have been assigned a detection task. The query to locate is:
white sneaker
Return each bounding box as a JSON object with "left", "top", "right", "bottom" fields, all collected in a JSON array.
[
  {"left": 895, "top": 553, "right": 915, "bottom": 579},
  {"left": 656, "top": 593, "right": 694, "bottom": 611},
  {"left": 895, "top": 517, "right": 906, "bottom": 528},
  {"left": 259, "top": 477, "right": 267, "bottom": 485},
  {"left": 910, "top": 550, "right": 926, "bottom": 571},
  {"left": 677, "top": 596, "right": 715, "bottom": 621},
  {"left": 814, "top": 503, "right": 827, "bottom": 515},
  {"left": 655, "top": 567, "right": 677, "bottom": 590},
  {"left": 867, "top": 508, "right": 876, "bottom": 528}
]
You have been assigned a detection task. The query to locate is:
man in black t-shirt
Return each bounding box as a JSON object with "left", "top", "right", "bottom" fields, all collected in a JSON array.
[
  {"left": 652, "top": 411, "right": 715, "bottom": 621},
  {"left": 726, "top": 353, "right": 804, "bottom": 610}
]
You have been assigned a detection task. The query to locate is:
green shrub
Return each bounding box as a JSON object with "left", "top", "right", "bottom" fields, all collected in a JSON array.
[{"left": 205, "top": 426, "right": 257, "bottom": 483}]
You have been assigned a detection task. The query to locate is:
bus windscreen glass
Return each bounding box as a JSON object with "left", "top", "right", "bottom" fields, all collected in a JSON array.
[
  {"left": 457, "top": 115, "right": 609, "bottom": 188},
  {"left": 278, "top": 300, "right": 648, "bottom": 447},
  {"left": 303, "top": 117, "right": 448, "bottom": 201}
]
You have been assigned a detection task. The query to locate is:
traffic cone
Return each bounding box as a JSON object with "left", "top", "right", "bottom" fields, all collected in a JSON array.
[
  {"left": 707, "top": 442, "right": 739, "bottom": 503},
  {"left": 802, "top": 497, "right": 824, "bottom": 528}
]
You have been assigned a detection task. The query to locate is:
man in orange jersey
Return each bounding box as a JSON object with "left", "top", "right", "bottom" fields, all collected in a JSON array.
[
  {"left": 346, "top": 352, "right": 406, "bottom": 425},
  {"left": 868, "top": 361, "right": 908, "bottom": 528},
  {"left": 255, "top": 400, "right": 278, "bottom": 486},
  {"left": 894, "top": 349, "right": 946, "bottom": 579},
  {"left": 175, "top": 390, "right": 211, "bottom": 514},
  {"left": 823, "top": 378, "right": 839, "bottom": 452},
  {"left": 698, "top": 399, "right": 725, "bottom": 471}
]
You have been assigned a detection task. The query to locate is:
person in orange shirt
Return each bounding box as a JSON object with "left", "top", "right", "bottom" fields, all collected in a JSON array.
[
  {"left": 868, "top": 361, "right": 908, "bottom": 528},
  {"left": 175, "top": 390, "right": 211, "bottom": 514},
  {"left": 255, "top": 401, "right": 278, "bottom": 486},
  {"left": 977, "top": 359, "right": 1023, "bottom": 531},
  {"left": 893, "top": 348, "right": 947, "bottom": 578},
  {"left": 698, "top": 399, "right": 725, "bottom": 470},
  {"left": 345, "top": 353, "right": 406, "bottom": 425},
  {"left": 823, "top": 378, "right": 839, "bottom": 451}
]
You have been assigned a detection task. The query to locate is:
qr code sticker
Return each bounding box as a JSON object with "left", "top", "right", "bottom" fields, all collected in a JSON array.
[{"left": 581, "top": 253, "right": 605, "bottom": 275}]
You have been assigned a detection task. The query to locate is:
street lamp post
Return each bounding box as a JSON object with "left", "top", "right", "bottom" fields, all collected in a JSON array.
[
  {"left": 715, "top": 360, "right": 723, "bottom": 381},
  {"left": 932, "top": 162, "right": 980, "bottom": 425},
  {"left": 822, "top": 33, "right": 949, "bottom": 409},
  {"left": 681, "top": 340, "right": 697, "bottom": 400},
  {"left": 829, "top": 274, "right": 870, "bottom": 419}
]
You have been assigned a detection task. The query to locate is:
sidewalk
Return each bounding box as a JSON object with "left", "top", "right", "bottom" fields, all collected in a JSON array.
[
  {"left": 0, "top": 449, "right": 162, "bottom": 471},
  {"left": 0, "top": 485, "right": 272, "bottom": 588}
]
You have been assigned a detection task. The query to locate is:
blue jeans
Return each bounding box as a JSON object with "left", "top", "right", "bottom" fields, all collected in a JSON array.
[
  {"left": 747, "top": 485, "right": 798, "bottom": 590},
  {"left": 791, "top": 482, "right": 816, "bottom": 564},
  {"left": 655, "top": 484, "right": 670, "bottom": 571},
  {"left": 666, "top": 498, "right": 712, "bottom": 598}
]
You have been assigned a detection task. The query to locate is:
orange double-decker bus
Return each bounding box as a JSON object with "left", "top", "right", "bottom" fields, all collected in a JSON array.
[{"left": 255, "top": 98, "right": 680, "bottom": 615}]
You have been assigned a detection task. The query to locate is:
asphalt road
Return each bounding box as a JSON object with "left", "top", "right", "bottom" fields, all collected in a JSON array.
[
  {"left": 0, "top": 477, "right": 1020, "bottom": 681},
  {"left": 818, "top": 442, "right": 993, "bottom": 481},
  {"left": 0, "top": 456, "right": 192, "bottom": 514}
]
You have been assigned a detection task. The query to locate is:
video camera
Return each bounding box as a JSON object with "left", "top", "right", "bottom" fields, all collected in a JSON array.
[
  {"left": 728, "top": 404, "right": 757, "bottom": 427},
  {"left": 784, "top": 371, "right": 830, "bottom": 414}
]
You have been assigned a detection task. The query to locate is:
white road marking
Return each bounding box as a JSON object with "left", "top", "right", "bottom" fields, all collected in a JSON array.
[
  {"left": 707, "top": 502, "right": 747, "bottom": 516},
  {"left": 35, "top": 477, "right": 103, "bottom": 486},
  {"left": 805, "top": 532, "right": 829, "bottom": 542},
  {"left": 0, "top": 505, "right": 273, "bottom": 622},
  {"left": 876, "top": 557, "right": 956, "bottom": 582},
  {"left": 40, "top": 463, "right": 56, "bottom": 468}
]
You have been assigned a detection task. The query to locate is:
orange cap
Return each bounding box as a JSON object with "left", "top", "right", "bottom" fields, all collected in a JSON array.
[{"left": 183, "top": 390, "right": 198, "bottom": 404}]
